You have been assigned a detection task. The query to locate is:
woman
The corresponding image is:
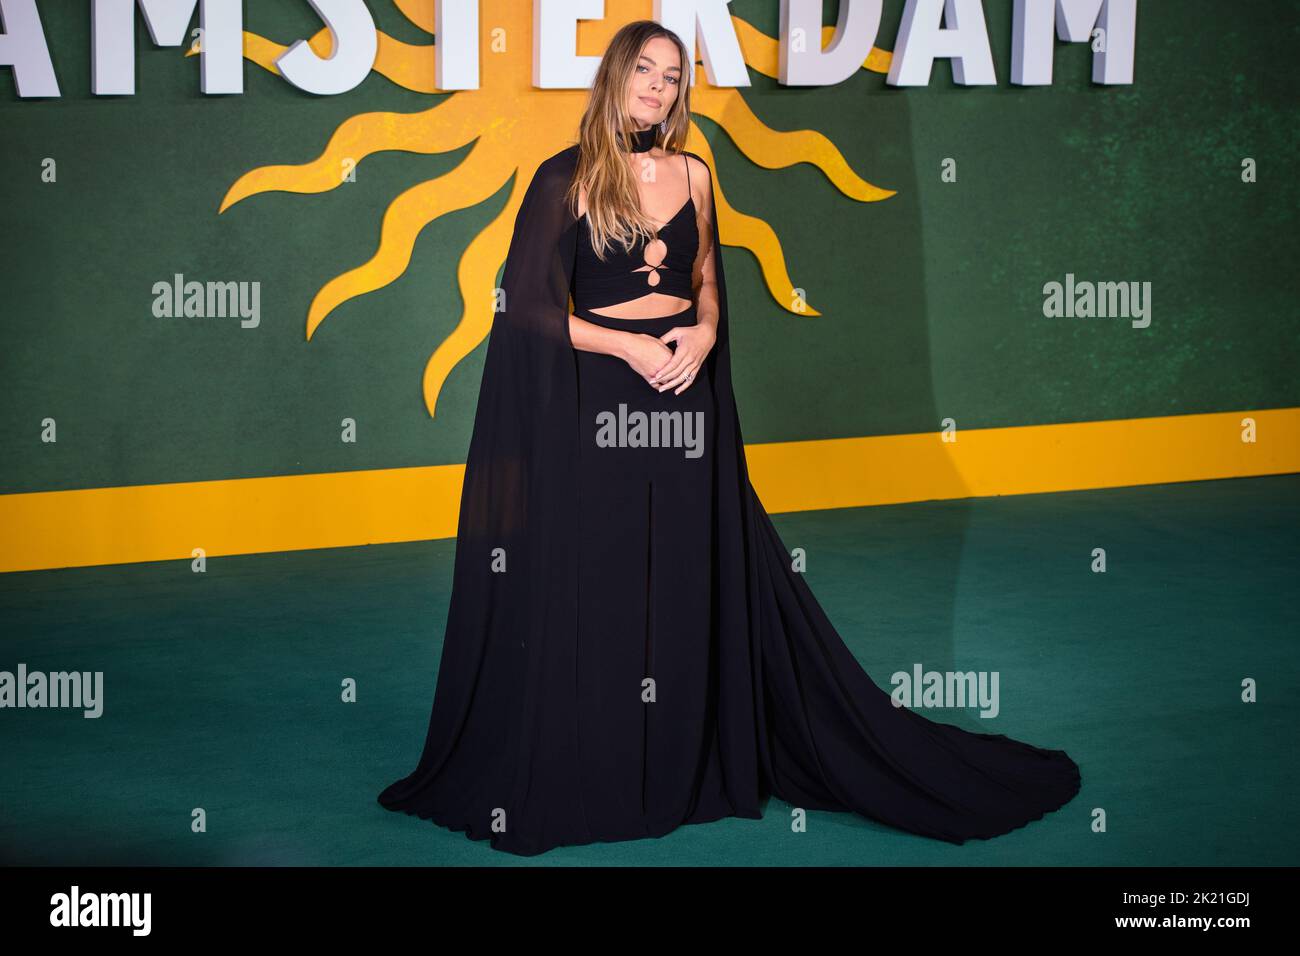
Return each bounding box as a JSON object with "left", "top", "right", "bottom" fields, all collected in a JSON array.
[{"left": 378, "top": 21, "right": 1082, "bottom": 856}]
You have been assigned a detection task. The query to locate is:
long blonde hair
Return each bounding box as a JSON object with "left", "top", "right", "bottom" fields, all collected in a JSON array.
[{"left": 566, "top": 21, "right": 693, "bottom": 261}]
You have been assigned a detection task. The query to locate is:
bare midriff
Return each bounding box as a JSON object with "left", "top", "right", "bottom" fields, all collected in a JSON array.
[{"left": 588, "top": 293, "right": 693, "bottom": 319}]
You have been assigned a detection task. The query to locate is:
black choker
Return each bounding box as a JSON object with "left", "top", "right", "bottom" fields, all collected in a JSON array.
[{"left": 625, "top": 127, "right": 658, "bottom": 152}]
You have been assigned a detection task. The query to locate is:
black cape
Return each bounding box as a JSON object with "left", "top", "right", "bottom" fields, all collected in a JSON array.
[{"left": 378, "top": 143, "right": 1082, "bottom": 855}]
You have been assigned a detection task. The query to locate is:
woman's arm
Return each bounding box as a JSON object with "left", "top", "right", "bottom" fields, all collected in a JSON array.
[
  {"left": 689, "top": 156, "right": 720, "bottom": 342},
  {"left": 643, "top": 155, "right": 717, "bottom": 394},
  {"left": 569, "top": 312, "right": 637, "bottom": 360},
  {"left": 570, "top": 311, "right": 675, "bottom": 385}
]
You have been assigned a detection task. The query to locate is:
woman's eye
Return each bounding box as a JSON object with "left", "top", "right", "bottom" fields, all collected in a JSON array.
[{"left": 637, "top": 65, "right": 678, "bottom": 84}]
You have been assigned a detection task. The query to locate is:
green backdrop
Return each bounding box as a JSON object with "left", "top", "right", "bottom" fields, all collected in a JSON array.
[{"left": 2, "top": 0, "right": 1296, "bottom": 496}]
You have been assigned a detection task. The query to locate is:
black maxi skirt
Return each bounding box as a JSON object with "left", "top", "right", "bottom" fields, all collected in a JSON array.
[
  {"left": 569, "top": 302, "right": 738, "bottom": 840},
  {"left": 378, "top": 301, "right": 1082, "bottom": 855}
]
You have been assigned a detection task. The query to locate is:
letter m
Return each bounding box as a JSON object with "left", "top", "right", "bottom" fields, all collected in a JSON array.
[
  {"left": 92, "top": 0, "right": 243, "bottom": 94},
  {"left": 1012, "top": 0, "right": 1136, "bottom": 85}
]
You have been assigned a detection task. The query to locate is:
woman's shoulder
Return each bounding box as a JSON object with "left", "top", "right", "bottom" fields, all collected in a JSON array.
[
  {"left": 680, "top": 150, "right": 709, "bottom": 180},
  {"left": 679, "top": 151, "right": 711, "bottom": 208},
  {"left": 531, "top": 144, "right": 581, "bottom": 185},
  {"left": 515, "top": 145, "right": 578, "bottom": 210}
]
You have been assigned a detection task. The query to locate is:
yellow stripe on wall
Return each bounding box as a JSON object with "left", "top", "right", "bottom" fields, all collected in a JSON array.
[
  {"left": 748, "top": 406, "right": 1299, "bottom": 513},
  {"left": 1, "top": 407, "right": 1295, "bottom": 574}
]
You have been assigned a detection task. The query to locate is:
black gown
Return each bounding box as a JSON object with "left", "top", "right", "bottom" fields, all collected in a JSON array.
[{"left": 377, "top": 143, "right": 1082, "bottom": 855}]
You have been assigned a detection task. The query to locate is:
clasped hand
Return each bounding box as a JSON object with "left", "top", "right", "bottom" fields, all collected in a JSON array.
[{"left": 624, "top": 323, "right": 715, "bottom": 395}]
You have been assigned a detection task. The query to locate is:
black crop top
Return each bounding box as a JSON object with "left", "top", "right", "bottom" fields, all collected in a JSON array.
[{"left": 572, "top": 154, "right": 698, "bottom": 312}]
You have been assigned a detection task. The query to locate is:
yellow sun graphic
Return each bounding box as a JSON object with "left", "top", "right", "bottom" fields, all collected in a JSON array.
[{"left": 194, "top": 1, "right": 896, "bottom": 418}]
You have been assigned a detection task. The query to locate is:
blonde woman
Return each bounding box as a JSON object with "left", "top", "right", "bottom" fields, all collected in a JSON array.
[{"left": 379, "top": 20, "right": 1081, "bottom": 856}]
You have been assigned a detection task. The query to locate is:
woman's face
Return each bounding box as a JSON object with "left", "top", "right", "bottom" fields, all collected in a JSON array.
[{"left": 626, "top": 36, "right": 682, "bottom": 131}]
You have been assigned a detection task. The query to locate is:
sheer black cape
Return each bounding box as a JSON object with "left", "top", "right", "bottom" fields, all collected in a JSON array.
[{"left": 378, "top": 144, "right": 1082, "bottom": 855}]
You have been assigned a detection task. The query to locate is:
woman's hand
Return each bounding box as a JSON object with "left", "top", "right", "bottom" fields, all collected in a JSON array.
[
  {"left": 647, "top": 323, "right": 716, "bottom": 394},
  {"left": 622, "top": 333, "right": 676, "bottom": 386}
]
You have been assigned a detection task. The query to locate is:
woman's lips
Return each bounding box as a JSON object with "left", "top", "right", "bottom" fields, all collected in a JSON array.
[{"left": 640, "top": 96, "right": 662, "bottom": 108}]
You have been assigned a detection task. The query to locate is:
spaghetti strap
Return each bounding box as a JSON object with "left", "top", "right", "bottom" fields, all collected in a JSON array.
[{"left": 684, "top": 154, "right": 691, "bottom": 202}]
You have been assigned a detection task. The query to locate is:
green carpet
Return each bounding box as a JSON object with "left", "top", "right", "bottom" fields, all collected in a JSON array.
[{"left": 2, "top": 474, "right": 1295, "bottom": 866}]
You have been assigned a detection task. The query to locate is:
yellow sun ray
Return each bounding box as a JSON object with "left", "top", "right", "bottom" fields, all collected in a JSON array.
[
  {"left": 690, "top": 84, "right": 897, "bottom": 204},
  {"left": 423, "top": 166, "right": 525, "bottom": 418},
  {"left": 393, "top": 0, "right": 436, "bottom": 35},
  {"left": 306, "top": 138, "right": 512, "bottom": 343},
  {"left": 217, "top": 95, "right": 483, "bottom": 212},
  {"left": 206, "top": 3, "right": 898, "bottom": 417}
]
